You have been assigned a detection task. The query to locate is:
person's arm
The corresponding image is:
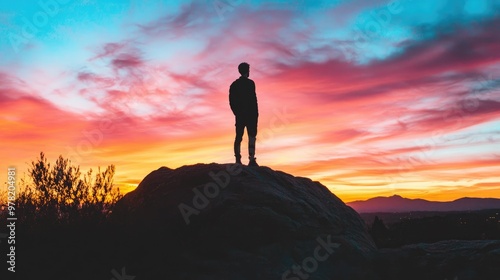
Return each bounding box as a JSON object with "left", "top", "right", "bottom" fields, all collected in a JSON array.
[
  {"left": 229, "top": 83, "right": 238, "bottom": 116},
  {"left": 252, "top": 80, "right": 258, "bottom": 117}
]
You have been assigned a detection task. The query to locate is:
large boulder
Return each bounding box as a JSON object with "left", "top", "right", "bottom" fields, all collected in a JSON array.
[{"left": 111, "top": 163, "right": 378, "bottom": 279}]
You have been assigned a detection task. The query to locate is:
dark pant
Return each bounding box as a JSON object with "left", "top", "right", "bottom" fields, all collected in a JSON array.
[{"left": 234, "top": 116, "right": 258, "bottom": 159}]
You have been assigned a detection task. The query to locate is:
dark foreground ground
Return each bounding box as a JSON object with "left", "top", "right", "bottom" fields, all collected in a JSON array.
[{"left": 6, "top": 164, "right": 500, "bottom": 279}]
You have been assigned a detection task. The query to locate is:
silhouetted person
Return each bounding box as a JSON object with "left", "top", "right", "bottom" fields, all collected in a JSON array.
[{"left": 229, "top": 62, "right": 259, "bottom": 166}]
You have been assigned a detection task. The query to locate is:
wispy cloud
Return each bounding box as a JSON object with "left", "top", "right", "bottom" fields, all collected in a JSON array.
[{"left": 1, "top": 0, "right": 499, "bottom": 201}]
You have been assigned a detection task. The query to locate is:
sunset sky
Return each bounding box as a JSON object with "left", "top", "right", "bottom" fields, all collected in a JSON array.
[{"left": 1, "top": 0, "right": 499, "bottom": 202}]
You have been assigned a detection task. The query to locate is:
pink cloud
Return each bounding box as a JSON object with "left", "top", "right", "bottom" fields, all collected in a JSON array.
[
  {"left": 3, "top": 3, "right": 499, "bottom": 201},
  {"left": 111, "top": 52, "right": 144, "bottom": 70}
]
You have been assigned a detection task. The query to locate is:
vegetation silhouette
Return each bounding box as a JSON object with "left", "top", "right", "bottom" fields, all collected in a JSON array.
[
  {"left": 11, "top": 152, "right": 122, "bottom": 230},
  {"left": 367, "top": 211, "right": 500, "bottom": 248},
  {"left": 370, "top": 216, "right": 390, "bottom": 247},
  {"left": 1, "top": 158, "right": 498, "bottom": 279}
]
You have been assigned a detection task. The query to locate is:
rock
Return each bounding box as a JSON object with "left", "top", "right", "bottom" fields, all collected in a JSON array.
[
  {"left": 375, "top": 240, "right": 500, "bottom": 280},
  {"left": 111, "top": 163, "right": 378, "bottom": 279}
]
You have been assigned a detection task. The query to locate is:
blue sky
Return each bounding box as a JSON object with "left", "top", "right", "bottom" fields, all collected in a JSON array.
[{"left": 1, "top": 0, "right": 499, "bottom": 201}]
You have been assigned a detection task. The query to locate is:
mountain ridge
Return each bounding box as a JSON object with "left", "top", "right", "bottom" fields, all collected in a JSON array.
[{"left": 347, "top": 195, "right": 500, "bottom": 213}]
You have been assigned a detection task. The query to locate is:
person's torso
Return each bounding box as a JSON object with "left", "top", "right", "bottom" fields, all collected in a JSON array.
[{"left": 231, "top": 77, "right": 256, "bottom": 115}]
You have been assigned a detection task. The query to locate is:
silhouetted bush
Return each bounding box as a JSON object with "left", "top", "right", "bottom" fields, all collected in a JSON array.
[
  {"left": 16, "top": 152, "right": 122, "bottom": 230},
  {"left": 0, "top": 190, "right": 6, "bottom": 222},
  {"left": 370, "top": 216, "right": 389, "bottom": 248}
]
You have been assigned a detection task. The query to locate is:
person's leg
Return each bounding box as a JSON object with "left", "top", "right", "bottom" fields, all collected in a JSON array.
[
  {"left": 247, "top": 117, "right": 258, "bottom": 166},
  {"left": 234, "top": 117, "right": 245, "bottom": 164}
]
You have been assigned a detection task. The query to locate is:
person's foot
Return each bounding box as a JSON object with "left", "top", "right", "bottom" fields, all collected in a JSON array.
[
  {"left": 235, "top": 156, "right": 242, "bottom": 164},
  {"left": 248, "top": 157, "right": 259, "bottom": 167}
]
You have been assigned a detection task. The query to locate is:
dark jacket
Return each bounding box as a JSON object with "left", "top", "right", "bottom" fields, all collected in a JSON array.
[{"left": 229, "top": 76, "right": 259, "bottom": 118}]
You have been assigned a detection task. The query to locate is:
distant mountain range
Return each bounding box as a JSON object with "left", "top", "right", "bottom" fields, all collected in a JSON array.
[{"left": 347, "top": 195, "right": 500, "bottom": 213}]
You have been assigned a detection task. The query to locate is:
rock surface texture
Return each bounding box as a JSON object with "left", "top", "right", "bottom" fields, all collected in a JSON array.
[
  {"left": 15, "top": 163, "right": 499, "bottom": 280},
  {"left": 112, "top": 163, "right": 378, "bottom": 279},
  {"left": 110, "top": 163, "right": 500, "bottom": 280}
]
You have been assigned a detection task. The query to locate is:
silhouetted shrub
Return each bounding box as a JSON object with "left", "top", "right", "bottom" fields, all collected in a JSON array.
[
  {"left": 16, "top": 152, "right": 122, "bottom": 229},
  {"left": 370, "top": 216, "right": 390, "bottom": 248},
  {"left": 0, "top": 190, "right": 6, "bottom": 222}
]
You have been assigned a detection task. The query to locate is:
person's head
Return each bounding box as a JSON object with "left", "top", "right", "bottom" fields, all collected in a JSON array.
[{"left": 238, "top": 62, "right": 250, "bottom": 77}]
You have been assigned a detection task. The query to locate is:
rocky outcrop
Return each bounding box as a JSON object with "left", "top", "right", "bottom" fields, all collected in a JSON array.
[
  {"left": 15, "top": 163, "right": 499, "bottom": 280},
  {"left": 112, "top": 163, "right": 378, "bottom": 279},
  {"left": 109, "top": 163, "right": 500, "bottom": 279}
]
